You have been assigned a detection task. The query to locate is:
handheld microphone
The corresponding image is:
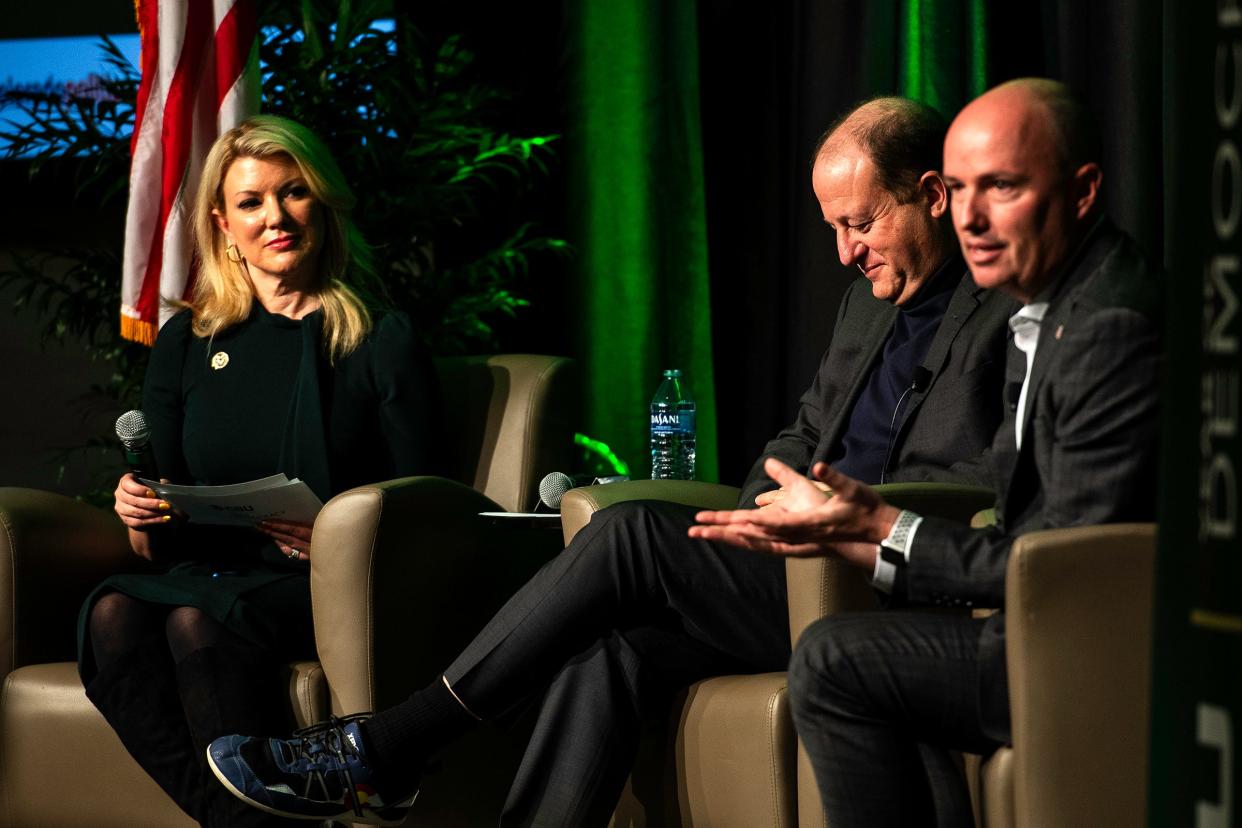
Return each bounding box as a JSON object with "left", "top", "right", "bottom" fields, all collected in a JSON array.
[
  {"left": 538, "top": 472, "right": 629, "bottom": 510},
  {"left": 115, "top": 410, "right": 159, "bottom": 479}
]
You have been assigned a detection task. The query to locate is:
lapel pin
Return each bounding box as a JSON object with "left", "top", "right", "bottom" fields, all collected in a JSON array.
[
  {"left": 211, "top": 351, "right": 230, "bottom": 370},
  {"left": 1055, "top": 324, "right": 1064, "bottom": 340}
]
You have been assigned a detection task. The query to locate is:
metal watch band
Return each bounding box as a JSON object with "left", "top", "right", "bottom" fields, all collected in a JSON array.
[{"left": 881, "top": 509, "right": 920, "bottom": 556}]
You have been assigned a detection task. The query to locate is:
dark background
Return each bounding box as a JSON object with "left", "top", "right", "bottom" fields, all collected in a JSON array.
[
  {"left": 5, "top": 2, "right": 1219, "bottom": 824},
  {"left": 408, "top": 0, "right": 1164, "bottom": 484},
  {"left": 1, "top": 0, "right": 1163, "bottom": 488}
]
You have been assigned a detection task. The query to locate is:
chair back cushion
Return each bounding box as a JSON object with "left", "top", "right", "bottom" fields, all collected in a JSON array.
[
  {"left": 0, "top": 488, "right": 137, "bottom": 677},
  {"left": 1005, "top": 523, "right": 1156, "bottom": 827},
  {"left": 434, "top": 355, "right": 577, "bottom": 513}
]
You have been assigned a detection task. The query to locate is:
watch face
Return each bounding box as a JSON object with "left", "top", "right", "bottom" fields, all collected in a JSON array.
[{"left": 882, "top": 510, "right": 919, "bottom": 555}]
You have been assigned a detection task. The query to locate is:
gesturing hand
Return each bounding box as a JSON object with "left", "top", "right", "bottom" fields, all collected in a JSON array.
[
  {"left": 689, "top": 459, "right": 899, "bottom": 565},
  {"left": 753, "top": 478, "right": 831, "bottom": 508}
]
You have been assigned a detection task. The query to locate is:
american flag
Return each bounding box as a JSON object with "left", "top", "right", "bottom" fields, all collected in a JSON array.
[{"left": 120, "top": 0, "right": 259, "bottom": 345}]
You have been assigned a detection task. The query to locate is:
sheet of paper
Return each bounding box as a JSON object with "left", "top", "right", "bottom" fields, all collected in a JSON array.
[
  {"left": 478, "top": 512, "right": 562, "bottom": 520},
  {"left": 140, "top": 473, "right": 291, "bottom": 498},
  {"left": 141, "top": 476, "right": 323, "bottom": 526}
]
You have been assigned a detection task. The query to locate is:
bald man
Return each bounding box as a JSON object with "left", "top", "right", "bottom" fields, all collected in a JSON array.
[
  {"left": 205, "top": 98, "right": 1017, "bottom": 827},
  {"left": 689, "top": 79, "right": 1164, "bottom": 826}
]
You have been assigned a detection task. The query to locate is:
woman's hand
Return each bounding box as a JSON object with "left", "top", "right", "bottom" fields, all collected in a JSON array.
[
  {"left": 114, "top": 473, "right": 173, "bottom": 529},
  {"left": 258, "top": 519, "right": 314, "bottom": 562},
  {"left": 114, "top": 473, "right": 177, "bottom": 561}
]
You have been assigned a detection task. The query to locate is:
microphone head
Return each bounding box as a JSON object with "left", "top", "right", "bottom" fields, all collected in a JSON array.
[
  {"left": 115, "top": 410, "right": 150, "bottom": 450},
  {"left": 1005, "top": 381, "right": 1022, "bottom": 412},
  {"left": 912, "top": 366, "right": 933, "bottom": 392},
  {"left": 538, "top": 471, "right": 575, "bottom": 510}
]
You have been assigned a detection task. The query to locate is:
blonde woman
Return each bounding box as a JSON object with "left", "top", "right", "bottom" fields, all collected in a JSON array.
[{"left": 79, "top": 115, "right": 438, "bottom": 827}]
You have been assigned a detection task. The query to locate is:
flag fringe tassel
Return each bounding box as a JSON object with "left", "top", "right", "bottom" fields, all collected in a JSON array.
[{"left": 121, "top": 315, "right": 157, "bottom": 346}]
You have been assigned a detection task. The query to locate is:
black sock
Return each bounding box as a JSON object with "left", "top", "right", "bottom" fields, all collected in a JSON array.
[{"left": 358, "top": 677, "right": 478, "bottom": 797}]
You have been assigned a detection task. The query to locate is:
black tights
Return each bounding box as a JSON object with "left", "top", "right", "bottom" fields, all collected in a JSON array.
[
  {"left": 85, "top": 592, "right": 294, "bottom": 827},
  {"left": 88, "top": 591, "right": 254, "bottom": 669}
]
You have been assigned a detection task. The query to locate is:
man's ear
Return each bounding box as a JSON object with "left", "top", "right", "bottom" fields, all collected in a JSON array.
[
  {"left": 920, "top": 171, "right": 949, "bottom": 218},
  {"left": 1072, "top": 162, "right": 1103, "bottom": 220}
]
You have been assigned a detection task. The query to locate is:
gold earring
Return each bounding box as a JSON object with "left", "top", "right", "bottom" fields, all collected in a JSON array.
[{"left": 225, "top": 243, "right": 243, "bottom": 263}]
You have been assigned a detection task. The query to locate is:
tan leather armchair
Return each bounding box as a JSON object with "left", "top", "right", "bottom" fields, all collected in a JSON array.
[
  {"left": 559, "top": 478, "right": 995, "bottom": 828},
  {"left": 974, "top": 523, "right": 1156, "bottom": 828},
  {"left": 0, "top": 353, "right": 576, "bottom": 828}
]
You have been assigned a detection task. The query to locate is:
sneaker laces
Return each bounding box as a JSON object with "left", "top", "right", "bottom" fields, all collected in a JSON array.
[{"left": 283, "top": 712, "right": 375, "bottom": 819}]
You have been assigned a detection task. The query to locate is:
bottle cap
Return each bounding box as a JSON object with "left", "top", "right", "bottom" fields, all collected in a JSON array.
[{"left": 663, "top": 368, "right": 681, "bottom": 378}]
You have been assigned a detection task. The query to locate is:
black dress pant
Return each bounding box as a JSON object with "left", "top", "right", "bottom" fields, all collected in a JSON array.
[
  {"left": 500, "top": 623, "right": 746, "bottom": 826},
  {"left": 441, "top": 500, "right": 791, "bottom": 826},
  {"left": 788, "top": 611, "right": 1008, "bottom": 828}
]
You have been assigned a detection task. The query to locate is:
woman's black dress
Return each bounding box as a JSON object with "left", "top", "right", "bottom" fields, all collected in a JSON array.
[{"left": 78, "top": 301, "right": 438, "bottom": 679}]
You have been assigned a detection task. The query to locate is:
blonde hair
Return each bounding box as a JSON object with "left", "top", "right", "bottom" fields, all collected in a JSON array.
[{"left": 190, "top": 115, "right": 373, "bottom": 361}]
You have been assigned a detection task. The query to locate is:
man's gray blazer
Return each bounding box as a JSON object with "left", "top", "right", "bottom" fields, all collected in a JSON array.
[
  {"left": 897, "top": 219, "right": 1163, "bottom": 740},
  {"left": 739, "top": 262, "right": 1019, "bottom": 507}
]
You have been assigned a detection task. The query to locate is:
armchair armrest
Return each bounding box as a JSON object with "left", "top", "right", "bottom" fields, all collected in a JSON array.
[
  {"left": 560, "top": 480, "right": 742, "bottom": 545},
  {"left": 874, "top": 482, "right": 996, "bottom": 523},
  {"left": 1005, "top": 523, "right": 1156, "bottom": 828},
  {"left": 0, "top": 488, "right": 137, "bottom": 677},
  {"left": 786, "top": 483, "right": 997, "bottom": 644},
  {"left": 310, "top": 475, "right": 561, "bottom": 715}
]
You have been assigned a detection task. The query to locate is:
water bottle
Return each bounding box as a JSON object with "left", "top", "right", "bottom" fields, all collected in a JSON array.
[{"left": 650, "top": 369, "right": 696, "bottom": 480}]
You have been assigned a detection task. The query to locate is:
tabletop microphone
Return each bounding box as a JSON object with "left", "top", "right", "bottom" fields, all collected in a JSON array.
[
  {"left": 115, "top": 409, "right": 159, "bottom": 479},
  {"left": 538, "top": 472, "right": 629, "bottom": 510}
]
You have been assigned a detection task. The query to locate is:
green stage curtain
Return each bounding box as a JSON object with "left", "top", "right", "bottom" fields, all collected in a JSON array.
[
  {"left": 563, "top": 0, "right": 718, "bottom": 481},
  {"left": 561, "top": 0, "right": 989, "bottom": 482}
]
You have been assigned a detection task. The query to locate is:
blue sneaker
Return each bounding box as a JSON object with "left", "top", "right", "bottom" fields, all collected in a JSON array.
[{"left": 206, "top": 715, "right": 417, "bottom": 825}]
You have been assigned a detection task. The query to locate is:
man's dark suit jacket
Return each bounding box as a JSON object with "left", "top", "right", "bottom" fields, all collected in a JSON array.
[
  {"left": 899, "top": 219, "right": 1163, "bottom": 740},
  {"left": 739, "top": 265, "right": 1019, "bottom": 508}
]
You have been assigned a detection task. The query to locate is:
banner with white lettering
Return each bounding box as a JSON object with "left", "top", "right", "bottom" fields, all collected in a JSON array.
[{"left": 1149, "top": 2, "right": 1242, "bottom": 824}]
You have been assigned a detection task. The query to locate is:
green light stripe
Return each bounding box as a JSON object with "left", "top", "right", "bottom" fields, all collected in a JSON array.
[
  {"left": 575, "top": 432, "right": 631, "bottom": 477},
  {"left": 898, "top": 0, "right": 989, "bottom": 119},
  {"left": 968, "top": 0, "right": 989, "bottom": 96},
  {"left": 1190, "top": 609, "right": 1242, "bottom": 634},
  {"left": 903, "top": 0, "right": 925, "bottom": 104},
  {"left": 575, "top": 1, "right": 655, "bottom": 479},
  {"left": 567, "top": 0, "right": 718, "bottom": 482}
]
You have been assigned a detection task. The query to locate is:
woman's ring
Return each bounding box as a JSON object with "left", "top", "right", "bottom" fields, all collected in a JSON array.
[{"left": 288, "top": 548, "right": 299, "bottom": 559}]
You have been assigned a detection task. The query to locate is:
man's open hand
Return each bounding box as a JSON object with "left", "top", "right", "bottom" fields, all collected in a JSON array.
[{"left": 689, "top": 459, "right": 899, "bottom": 566}]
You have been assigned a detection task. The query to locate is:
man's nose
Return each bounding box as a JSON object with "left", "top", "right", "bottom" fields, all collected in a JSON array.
[
  {"left": 837, "top": 234, "right": 865, "bottom": 267},
  {"left": 955, "top": 194, "right": 987, "bottom": 234}
]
